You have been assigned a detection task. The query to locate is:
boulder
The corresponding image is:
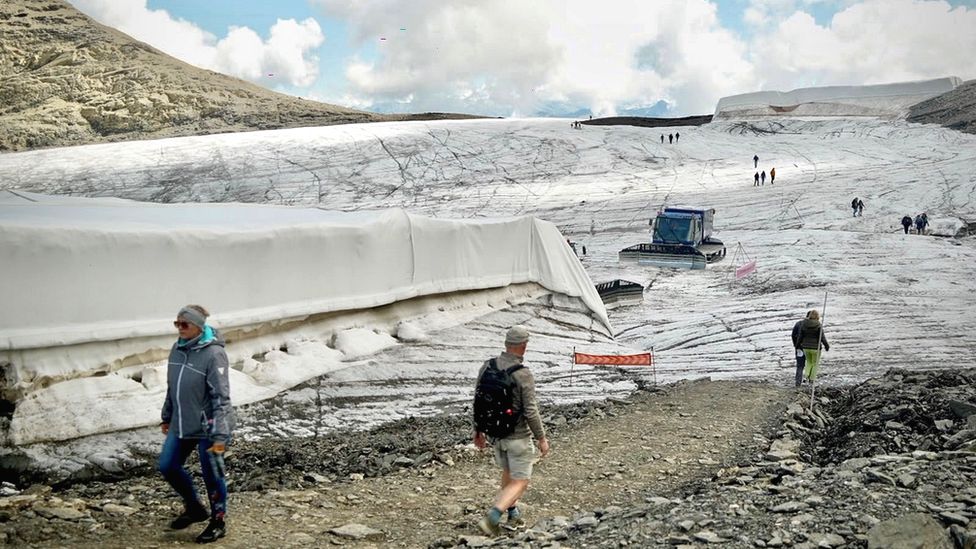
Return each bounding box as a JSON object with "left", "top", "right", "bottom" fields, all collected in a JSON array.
[{"left": 867, "top": 513, "right": 952, "bottom": 548}]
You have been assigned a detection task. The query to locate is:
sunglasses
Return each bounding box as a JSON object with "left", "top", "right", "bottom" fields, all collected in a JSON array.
[{"left": 173, "top": 321, "right": 193, "bottom": 329}]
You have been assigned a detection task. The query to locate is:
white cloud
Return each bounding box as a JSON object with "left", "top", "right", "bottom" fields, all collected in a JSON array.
[
  {"left": 749, "top": 0, "right": 976, "bottom": 90},
  {"left": 69, "top": 0, "right": 976, "bottom": 117},
  {"left": 314, "top": 0, "right": 752, "bottom": 116},
  {"left": 68, "top": 0, "right": 323, "bottom": 87}
]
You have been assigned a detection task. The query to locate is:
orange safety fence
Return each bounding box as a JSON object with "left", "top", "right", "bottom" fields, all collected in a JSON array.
[{"left": 573, "top": 352, "right": 653, "bottom": 366}]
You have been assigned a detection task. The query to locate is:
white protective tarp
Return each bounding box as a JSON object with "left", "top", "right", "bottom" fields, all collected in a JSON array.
[
  {"left": 714, "top": 77, "right": 961, "bottom": 118},
  {"left": 0, "top": 191, "right": 609, "bottom": 443}
]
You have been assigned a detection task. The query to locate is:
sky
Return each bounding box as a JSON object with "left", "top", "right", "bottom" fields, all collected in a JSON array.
[{"left": 68, "top": 0, "right": 976, "bottom": 117}]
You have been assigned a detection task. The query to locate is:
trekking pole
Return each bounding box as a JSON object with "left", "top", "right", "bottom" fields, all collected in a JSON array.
[{"left": 811, "top": 291, "right": 828, "bottom": 409}]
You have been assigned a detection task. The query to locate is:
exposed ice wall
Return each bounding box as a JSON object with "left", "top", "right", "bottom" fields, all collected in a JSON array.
[
  {"left": 0, "top": 191, "right": 609, "bottom": 444},
  {"left": 714, "top": 77, "right": 961, "bottom": 118}
]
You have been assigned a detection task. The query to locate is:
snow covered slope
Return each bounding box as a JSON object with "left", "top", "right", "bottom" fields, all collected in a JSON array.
[
  {"left": 1, "top": 114, "right": 975, "bottom": 460},
  {"left": 714, "top": 77, "right": 961, "bottom": 118}
]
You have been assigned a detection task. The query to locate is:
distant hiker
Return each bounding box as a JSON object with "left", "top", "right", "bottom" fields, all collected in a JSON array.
[
  {"left": 754, "top": 154, "right": 759, "bottom": 168},
  {"left": 661, "top": 134, "right": 664, "bottom": 144},
  {"left": 790, "top": 317, "right": 806, "bottom": 388},
  {"left": 770, "top": 167, "right": 776, "bottom": 184},
  {"left": 754, "top": 172, "right": 760, "bottom": 187},
  {"left": 797, "top": 309, "right": 830, "bottom": 384},
  {"left": 675, "top": 132, "right": 680, "bottom": 142},
  {"left": 761, "top": 171, "right": 766, "bottom": 185},
  {"left": 851, "top": 197, "right": 860, "bottom": 217},
  {"left": 582, "top": 244, "right": 587, "bottom": 256},
  {"left": 857, "top": 199, "right": 864, "bottom": 216},
  {"left": 901, "top": 215, "right": 913, "bottom": 234},
  {"left": 160, "top": 305, "right": 233, "bottom": 543},
  {"left": 915, "top": 213, "right": 929, "bottom": 234},
  {"left": 668, "top": 133, "right": 674, "bottom": 144},
  {"left": 473, "top": 326, "right": 549, "bottom": 536}
]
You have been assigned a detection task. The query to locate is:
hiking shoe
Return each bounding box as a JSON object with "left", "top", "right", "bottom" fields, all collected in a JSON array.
[
  {"left": 170, "top": 504, "right": 209, "bottom": 530},
  {"left": 478, "top": 516, "right": 502, "bottom": 537},
  {"left": 507, "top": 507, "right": 524, "bottom": 527},
  {"left": 195, "top": 519, "right": 226, "bottom": 544}
]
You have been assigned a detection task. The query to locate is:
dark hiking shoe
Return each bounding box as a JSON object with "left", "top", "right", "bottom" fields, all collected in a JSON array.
[
  {"left": 170, "top": 504, "right": 209, "bottom": 530},
  {"left": 196, "top": 519, "right": 226, "bottom": 543},
  {"left": 506, "top": 507, "right": 524, "bottom": 527}
]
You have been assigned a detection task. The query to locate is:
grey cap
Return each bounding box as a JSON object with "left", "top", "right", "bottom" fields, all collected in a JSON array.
[{"left": 505, "top": 325, "right": 530, "bottom": 345}]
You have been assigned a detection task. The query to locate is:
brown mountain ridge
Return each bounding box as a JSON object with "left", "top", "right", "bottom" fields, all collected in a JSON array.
[{"left": 0, "top": 0, "right": 484, "bottom": 152}]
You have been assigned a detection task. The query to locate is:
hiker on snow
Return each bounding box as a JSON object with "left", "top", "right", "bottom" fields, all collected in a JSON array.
[
  {"left": 160, "top": 305, "right": 233, "bottom": 544},
  {"left": 473, "top": 325, "right": 550, "bottom": 536},
  {"left": 761, "top": 170, "right": 766, "bottom": 185},
  {"left": 754, "top": 154, "right": 759, "bottom": 168},
  {"left": 851, "top": 197, "right": 863, "bottom": 217},
  {"left": 754, "top": 172, "right": 760, "bottom": 187},
  {"left": 770, "top": 167, "right": 776, "bottom": 184},
  {"left": 901, "top": 215, "right": 913, "bottom": 234},
  {"left": 668, "top": 133, "right": 674, "bottom": 144},
  {"left": 797, "top": 309, "right": 830, "bottom": 385},
  {"left": 915, "top": 213, "right": 929, "bottom": 234}
]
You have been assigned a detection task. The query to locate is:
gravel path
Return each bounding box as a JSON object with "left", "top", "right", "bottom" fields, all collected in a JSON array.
[{"left": 0, "top": 379, "right": 790, "bottom": 547}]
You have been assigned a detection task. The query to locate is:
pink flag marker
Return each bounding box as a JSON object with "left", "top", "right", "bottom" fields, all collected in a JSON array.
[{"left": 735, "top": 260, "right": 757, "bottom": 279}]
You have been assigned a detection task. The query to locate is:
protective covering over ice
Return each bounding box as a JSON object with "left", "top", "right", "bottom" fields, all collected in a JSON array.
[
  {"left": 714, "top": 77, "right": 961, "bottom": 118},
  {"left": 0, "top": 191, "right": 608, "bottom": 444}
]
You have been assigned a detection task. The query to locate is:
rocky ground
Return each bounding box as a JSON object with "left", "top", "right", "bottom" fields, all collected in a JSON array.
[
  {"left": 3, "top": 369, "right": 976, "bottom": 548},
  {"left": 582, "top": 115, "right": 713, "bottom": 128},
  {"left": 908, "top": 79, "right": 976, "bottom": 135}
]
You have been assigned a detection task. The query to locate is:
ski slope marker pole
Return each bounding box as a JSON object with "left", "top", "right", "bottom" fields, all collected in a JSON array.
[{"left": 571, "top": 346, "right": 576, "bottom": 387}]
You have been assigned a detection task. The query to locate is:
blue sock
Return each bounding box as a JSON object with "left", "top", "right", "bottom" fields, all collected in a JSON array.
[{"left": 488, "top": 507, "right": 503, "bottom": 525}]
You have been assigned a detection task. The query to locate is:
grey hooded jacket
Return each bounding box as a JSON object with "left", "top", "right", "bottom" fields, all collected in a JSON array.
[{"left": 161, "top": 328, "right": 233, "bottom": 442}]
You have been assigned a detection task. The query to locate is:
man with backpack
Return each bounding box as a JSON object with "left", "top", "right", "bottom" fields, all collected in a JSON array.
[{"left": 473, "top": 325, "right": 549, "bottom": 536}]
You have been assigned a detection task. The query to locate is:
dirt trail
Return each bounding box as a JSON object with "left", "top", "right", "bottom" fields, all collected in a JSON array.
[{"left": 22, "top": 380, "right": 790, "bottom": 548}]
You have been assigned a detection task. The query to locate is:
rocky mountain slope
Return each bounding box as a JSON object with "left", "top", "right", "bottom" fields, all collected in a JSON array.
[
  {"left": 908, "top": 79, "right": 976, "bottom": 134},
  {"left": 0, "top": 0, "right": 477, "bottom": 152}
]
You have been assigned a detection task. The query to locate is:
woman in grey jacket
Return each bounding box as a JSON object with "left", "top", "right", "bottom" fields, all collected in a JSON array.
[{"left": 159, "top": 305, "right": 233, "bottom": 543}]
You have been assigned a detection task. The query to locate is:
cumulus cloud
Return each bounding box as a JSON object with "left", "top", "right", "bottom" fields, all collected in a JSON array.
[
  {"left": 69, "top": 0, "right": 976, "bottom": 116},
  {"left": 314, "top": 0, "right": 752, "bottom": 116},
  {"left": 68, "top": 0, "right": 324, "bottom": 87},
  {"left": 749, "top": 0, "right": 976, "bottom": 90}
]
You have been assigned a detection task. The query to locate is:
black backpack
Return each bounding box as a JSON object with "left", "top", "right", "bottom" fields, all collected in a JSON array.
[{"left": 473, "top": 359, "right": 524, "bottom": 438}]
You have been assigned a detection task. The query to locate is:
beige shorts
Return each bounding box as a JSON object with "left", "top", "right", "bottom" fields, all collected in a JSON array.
[{"left": 493, "top": 437, "right": 536, "bottom": 480}]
